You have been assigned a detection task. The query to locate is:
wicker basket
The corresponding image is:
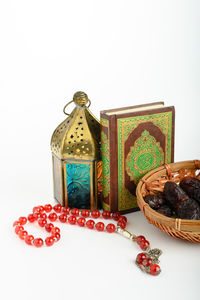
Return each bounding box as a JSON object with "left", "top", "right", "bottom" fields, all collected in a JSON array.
[{"left": 136, "top": 160, "right": 200, "bottom": 243}]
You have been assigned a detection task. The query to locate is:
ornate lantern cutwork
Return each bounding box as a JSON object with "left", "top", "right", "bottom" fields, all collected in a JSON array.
[{"left": 51, "top": 91, "right": 101, "bottom": 210}]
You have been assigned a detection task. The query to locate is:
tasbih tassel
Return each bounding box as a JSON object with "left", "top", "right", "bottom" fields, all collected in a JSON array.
[{"left": 117, "top": 227, "right": 162, "bottom": 275}]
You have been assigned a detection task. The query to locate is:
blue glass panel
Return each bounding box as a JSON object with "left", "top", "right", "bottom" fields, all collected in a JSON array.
[{"left": 66, "top": 162, "right": 91, "bottom": 209}]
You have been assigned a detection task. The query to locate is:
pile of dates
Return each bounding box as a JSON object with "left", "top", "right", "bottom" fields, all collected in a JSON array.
[{"left": 144, "top": 176, "right": 200, "bottom": 220}]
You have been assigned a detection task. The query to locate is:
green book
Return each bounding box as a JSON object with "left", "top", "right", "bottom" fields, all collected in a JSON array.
[{"left": 100, "top": 102, "right": 175, "bottom": 213}]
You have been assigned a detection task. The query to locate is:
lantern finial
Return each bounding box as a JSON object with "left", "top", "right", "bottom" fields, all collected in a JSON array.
[{"left": 73, "top": 91, "right": 89, "bottom": 107}]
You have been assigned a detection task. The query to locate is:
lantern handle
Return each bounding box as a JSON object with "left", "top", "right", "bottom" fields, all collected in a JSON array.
[
  {"left": 63, "top": 100, "right": 74, "bottom": 116},
  {"left": 63, "top": 99, "right": 91, "bottom": 115}
]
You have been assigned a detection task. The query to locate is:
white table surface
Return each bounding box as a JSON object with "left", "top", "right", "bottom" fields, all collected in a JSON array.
[{"left": 2, "top": 193, "right": 199, "bottom": 300}]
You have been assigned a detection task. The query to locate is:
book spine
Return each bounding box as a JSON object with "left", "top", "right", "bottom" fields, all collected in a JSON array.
[
  {"left": 109, "top": 114, "right": 118, "bottom": 211},
  {"left": 100, "top": 113, "right": 111, "bottom": 211}
]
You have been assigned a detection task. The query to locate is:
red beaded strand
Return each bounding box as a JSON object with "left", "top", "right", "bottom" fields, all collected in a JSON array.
[
  {"left": 13, "top": 204, "right": 161, "bottom": 275},
  {"left": 12, "top": 205, "right": 152, "bottom": 252},
  {"left": 13, "top": 206, "right": 128, "bottom": 248}
]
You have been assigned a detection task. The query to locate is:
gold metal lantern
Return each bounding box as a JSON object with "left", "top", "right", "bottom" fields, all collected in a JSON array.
[{"left": 51, "top": 91, "right": 101, "bottom": 210}]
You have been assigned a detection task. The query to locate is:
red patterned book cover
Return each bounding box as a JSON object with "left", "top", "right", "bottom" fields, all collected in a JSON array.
[{"left": 100, "top": 102, "right": 175, "bottom": 214}]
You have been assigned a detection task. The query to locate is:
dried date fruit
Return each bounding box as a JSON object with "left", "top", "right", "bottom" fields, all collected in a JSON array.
[
  {"left": 177, "top": 198, "right": 200, "bottom": 220},
  {"left": 180, "top": 176, "right": 200, "bottom": 203},
  {"left": 144, "top": 194, "right": 165, "bottom": 210},
  {"left": 157, "top": 205, "right": 173, "bottom": 217},
  {"left": 164, "top": 181, "right": 200, "bottom": 220},
  {"left": 163, "top": 181, "right": 188, "bottom": 210}
]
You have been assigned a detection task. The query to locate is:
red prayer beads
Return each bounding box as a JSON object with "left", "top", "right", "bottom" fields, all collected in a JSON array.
[
  {"left": 33, "top": 238, "right": 44, "bottom": 248},
  {"left": 59, "top": 214, "right": 67, "bottom": 223},
  {"left": 136, "top": 235, "right": 150, "bottom": 251},
  {"left": 117, "top": 220, "right": 126, "bottom": 229},
  {"left": 106, "top": 223, "right": 116, "bottom": 233},
  {"left": 91, "top": 210, "right": 100, "bottom": 218},
  {"left": 140, "top": 240, "right": 150, "bottom": 251},
  {"left": 19, "top": 217, "right": 27, "bottom": 225},
  {"left": 81, "top": 209, "right": 90, "bottom": 217},
  {"left": 119, "top": 216, "right": 127, "bottom": 223},
  {"left": 77, "top": 217, "right": 86, "bottom": 227},
  {"left": 44, "top": 204, "right": 52, "bottom": 212},
  {"left": 19, "top": 230, "right": 28, "bottom": 240},
  {"left": 15, "top": 225, "right": 24, "bottom": 234},
  {"left": 13, "top": 205, "right": 127, "bottom": 249},
  {"left": 86, "top": 219, "right": 95, "bottom": 229},
  {"left": 136, "top": 252, "right": 147, "bottom": 264},
  {"left": 52, "top": 232, "right": 60, "bottom": 241},
  {"left": 13, "top": 220, "right": 21, "bottom": 227},
  {"left": 45, "top": 236, "right": 54, "bottom": 246},
  {"left": 112, "top": 212, "right": 120, "bottom": 221},
  {"left": 33, "top": 212, "right": 42, "bottom": 220},
  {"left": 40, "top": 213, "right": 47, "bottom": 219},
  {"left": 45, "top": 223, "right": 54, "bottom": 232},
  {"left": 38, "top": 218, "right": 47, "bottom": 227},
  {"left": 25, "top": 235, "right": 34, "bottom": 245},
  {"left": 102, "top": 210, "right": 111, "bottom": 219},
  {"left": 12, "top": 204, "right": 161, "bottom": 276},
  {"left": 71, "top": 208, "right": 79, "bottom": 216},
  {"left": 136, "top": 252, "right": 161, "bottom": 275},
  {"left": 68, "top": 215, "right": 77, "bottom": 224},
  {"left": 143, "top": 257, "right": 153, "bottom": 267},
  {"left": 53, "top": 204, "right": 62, "bottom": 213},
  {"left": 48, "top": 212, "right": 57, "bottom": 222},
  {"left": 62, "top": 207, "right": 70, "bottom": 214},
  {"left": 95, "top": 222, "right": 104, "bottom": 231},
  {"left": 51, "top": 227, "right": 60, "bottom": 234},
  {"left": 27, "top": 214, "right": 35, "bottom": 223},
  {"left": 150, "top": 264, "right": 161, "bottom": 276}
]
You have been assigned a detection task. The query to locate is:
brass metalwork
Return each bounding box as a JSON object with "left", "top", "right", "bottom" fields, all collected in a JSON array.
[
  {"left": 147, "top": 248, "right": 162, "bottom": 264},
  {"left": 63, "top": 100, "right": 74, "bottom": 116},
  {"left": 63, "top": 92, "right": 91, "bottom": 115},
  {"left": 51, "top": 92, "right": 100, "bottom": 161},
  {"left": 51, "top": 91, "right": 101, "bottom": 209}
]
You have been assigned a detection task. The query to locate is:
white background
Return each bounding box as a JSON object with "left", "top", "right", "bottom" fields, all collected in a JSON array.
[{"left": 0, "top": 1, "right": 200, "bottom": 300}]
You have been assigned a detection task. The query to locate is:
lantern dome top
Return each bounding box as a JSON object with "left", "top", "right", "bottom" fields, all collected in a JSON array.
[
  {"left": 51, "top": 92, "right": 100, "bottom": 161},
  {"left": 73, "top": 91, "right": 89, "bottom": 107}
]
